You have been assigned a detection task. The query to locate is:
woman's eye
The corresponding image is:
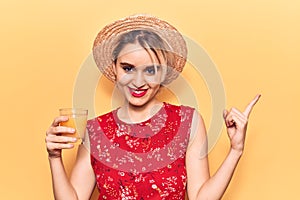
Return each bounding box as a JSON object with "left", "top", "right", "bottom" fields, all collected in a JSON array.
[
  {"left": 122, "top": 66, "right": 134, "bottom": 72},
  {"left": 145, "top": 66, "right": 160, "bottom": 75}
]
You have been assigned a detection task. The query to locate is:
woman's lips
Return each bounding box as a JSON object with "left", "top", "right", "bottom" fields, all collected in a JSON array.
[{"left": 129, "top": 88, "right": 148, "bottom": 97}]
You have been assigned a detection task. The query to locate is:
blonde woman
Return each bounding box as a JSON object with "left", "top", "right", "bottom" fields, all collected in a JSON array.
[{"left": 46, "top": 14, "right": 260, "bottom": 200}]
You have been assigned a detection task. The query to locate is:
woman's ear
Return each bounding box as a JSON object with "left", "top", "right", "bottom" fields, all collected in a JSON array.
[
  {"left": 160, "top": 65, "right": 167, "bottom": 83},
  {"left": 112, "top": 62, "right": 117, "bottom": 80},
  {"left": 112, "top": 62, "right": 116, "bottom": 73},
  {"left": 155, "top": 50, "right": 168, "bottom": 84}
]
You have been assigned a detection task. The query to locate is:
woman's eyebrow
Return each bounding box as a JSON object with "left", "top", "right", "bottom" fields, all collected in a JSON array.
[
  {"left": 145, "top": 65, "right": 161, "bottom": 69},
  {"left": 119, "top": 62, "right": 135, "bottom": 67}
]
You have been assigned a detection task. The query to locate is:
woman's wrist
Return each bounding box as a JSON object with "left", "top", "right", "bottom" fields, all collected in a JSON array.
[
  {"left": 229, "top": 148, "right": 243, "bottom": 158},
  {"left": 48, "top": 151, "right": 62, "bottom": 160}
]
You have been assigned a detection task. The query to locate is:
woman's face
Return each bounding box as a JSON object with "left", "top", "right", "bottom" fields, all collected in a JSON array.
[{"left": 114, "top": 43, "right": 165, "bottom": 107}]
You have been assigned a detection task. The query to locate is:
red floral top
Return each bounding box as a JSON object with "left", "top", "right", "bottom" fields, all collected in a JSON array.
[{"left": 87, "top": 102, "right": 194, "bottom": 199}]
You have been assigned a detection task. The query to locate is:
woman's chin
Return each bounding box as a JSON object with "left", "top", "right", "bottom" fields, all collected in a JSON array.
[
  {"left": 127, "top": 99, "right": 147, "bottom": 108},
  {"left": 125, "top": 96, "right": 154, "bottom": 108}
]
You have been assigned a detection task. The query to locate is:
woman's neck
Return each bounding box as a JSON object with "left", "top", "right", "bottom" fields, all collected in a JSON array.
[{"left": 118, "top": 99, "right": 163, "bottom": 123}]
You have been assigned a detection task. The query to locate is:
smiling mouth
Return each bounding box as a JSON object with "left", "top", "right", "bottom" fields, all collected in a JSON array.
[{"left": 128, "top": 88, "right": 148, "bottom": 97}]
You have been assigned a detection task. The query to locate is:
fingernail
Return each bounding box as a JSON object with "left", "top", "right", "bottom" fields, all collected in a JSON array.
[{"left": 223, "top": 110, "right": 227, "bottom": 118}]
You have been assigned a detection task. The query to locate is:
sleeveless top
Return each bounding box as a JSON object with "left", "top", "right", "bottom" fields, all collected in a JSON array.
[{"left": 86, "top": 102, "right": 194, "bottom": 200}]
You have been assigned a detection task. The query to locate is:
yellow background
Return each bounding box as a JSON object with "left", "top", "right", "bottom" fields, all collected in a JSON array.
[{"left": 1, "top": 0, "right": 299, "bottom": 199}]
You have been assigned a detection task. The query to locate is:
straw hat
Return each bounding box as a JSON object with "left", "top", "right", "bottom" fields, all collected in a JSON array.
[{"left": 92, "top": 14, "right": 187, "bottom": 84}]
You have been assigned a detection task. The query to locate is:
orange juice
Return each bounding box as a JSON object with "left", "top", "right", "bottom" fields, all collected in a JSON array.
[{"left": 59, "top": 108, "right": 88, "bottom": 144}]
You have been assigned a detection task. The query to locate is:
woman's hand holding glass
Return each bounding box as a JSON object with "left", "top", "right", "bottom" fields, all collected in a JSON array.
[{"left": 45, "top": 108, "right": 88, "bottom": 159}]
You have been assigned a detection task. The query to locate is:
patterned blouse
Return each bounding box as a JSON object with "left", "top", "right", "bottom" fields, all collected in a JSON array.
[{"left": 86, "top": 102, "right": 194, "bottom": 199}]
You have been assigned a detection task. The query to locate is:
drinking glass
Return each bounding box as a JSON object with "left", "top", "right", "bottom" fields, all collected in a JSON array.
[{"left": 59, "top": 108, "right": 88, "bottom": 144}]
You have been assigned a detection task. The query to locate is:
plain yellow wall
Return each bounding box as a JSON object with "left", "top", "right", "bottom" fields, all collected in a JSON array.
[{"left": 1, "top": 0, "right": 299, "bottom": 199}]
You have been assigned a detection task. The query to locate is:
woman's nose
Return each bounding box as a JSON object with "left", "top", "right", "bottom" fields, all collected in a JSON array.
[{"left": 132, "top": 71, "right": 146, "bottom": 88}]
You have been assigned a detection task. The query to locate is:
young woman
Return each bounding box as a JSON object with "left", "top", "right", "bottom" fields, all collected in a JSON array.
[{"left": 46, "top": 14, "right": 260, "bottom": 200}]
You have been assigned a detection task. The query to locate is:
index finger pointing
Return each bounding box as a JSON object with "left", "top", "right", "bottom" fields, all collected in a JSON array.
[{"left": 243, "top": 94, "right": 261, "bottom": 118}]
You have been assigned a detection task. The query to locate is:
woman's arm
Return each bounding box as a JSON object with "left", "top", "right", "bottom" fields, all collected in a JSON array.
[
  {"left": 186, "top": 95, "right": 260, "bottom": 200},
  {"left": 46, "top": 116, "right": 96, "bottom": 200},
  {"left": 185, "top": 111, "right": 210, "bottom": 199},
  {"left": 186, "top": 123, "right": 242, "bottom": 200}
]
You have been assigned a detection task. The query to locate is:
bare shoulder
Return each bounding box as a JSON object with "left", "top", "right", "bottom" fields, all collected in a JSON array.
[{"left": 188, "top": 110, "right": 207, "bottom": 152}]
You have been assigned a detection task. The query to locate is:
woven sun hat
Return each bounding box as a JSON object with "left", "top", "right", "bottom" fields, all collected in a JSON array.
[{"left": 92, "top": 14, "right": 188, "bottom": 85}]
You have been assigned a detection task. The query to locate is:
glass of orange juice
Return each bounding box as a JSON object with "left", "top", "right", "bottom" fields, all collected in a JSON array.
[{"left": 59, "top": 108, "right": 88, "bottom": 144}]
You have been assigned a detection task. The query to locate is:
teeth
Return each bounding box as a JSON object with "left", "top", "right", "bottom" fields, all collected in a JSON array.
[
  {"left": 133, "top": 90, "right": 144, "bottom": 94},
  {"left": 129, "top": 88, "right": 147, "bottom": 95}
]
